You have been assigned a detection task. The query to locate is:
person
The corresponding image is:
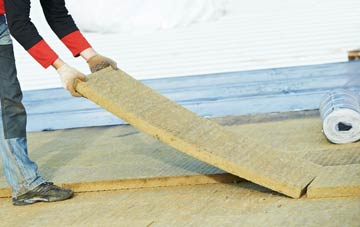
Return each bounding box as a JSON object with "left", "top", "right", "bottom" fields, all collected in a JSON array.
[{"left": 0, "top": 0, "right": 117, "bottom": 206}]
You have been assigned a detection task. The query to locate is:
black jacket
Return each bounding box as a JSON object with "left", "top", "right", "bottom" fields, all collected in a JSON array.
[{"left": 4, "top": 0, "right": 91, "bottom": 68}]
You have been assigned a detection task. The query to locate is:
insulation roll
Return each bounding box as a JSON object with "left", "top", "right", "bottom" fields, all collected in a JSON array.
[{"left": 320, "top": 89, "right": 360, "bottom": 144}]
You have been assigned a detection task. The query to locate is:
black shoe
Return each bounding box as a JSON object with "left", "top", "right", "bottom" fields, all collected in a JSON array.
[{"left": 12, "top": 182, "right": 74, "bottom": 206}]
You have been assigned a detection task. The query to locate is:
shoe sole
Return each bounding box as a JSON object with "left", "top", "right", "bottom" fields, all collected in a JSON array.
[{"left": 13, "top": 191, "right": 74, "bottom": 206}]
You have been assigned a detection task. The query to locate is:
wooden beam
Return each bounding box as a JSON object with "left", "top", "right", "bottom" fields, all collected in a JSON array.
[
  {"left": 75, "top": 68, "right": 320, "bottom": 198},
  {"left": 307, "top": 164, "right": 360, "bottom": 198},
  {"left": 348, "top": 50, "right": 360, "bottom": 61}
]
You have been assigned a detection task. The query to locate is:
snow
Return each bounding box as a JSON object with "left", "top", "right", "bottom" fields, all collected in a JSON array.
[{"left": 13, "top": 0, "right": 360, "bottom": 91}]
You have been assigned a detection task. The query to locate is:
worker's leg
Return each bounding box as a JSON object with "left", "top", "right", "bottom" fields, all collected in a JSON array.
[
  {"left": 0, "top": 116, "right": 46, "bottom": 197},
  {"left": 0, "top": 16, "right": 45, "bottom": 197}
]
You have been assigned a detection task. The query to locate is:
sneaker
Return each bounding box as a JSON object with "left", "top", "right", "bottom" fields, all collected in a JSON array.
[{"left": 12, "top": 182, "right": 74, "bottom": 206}]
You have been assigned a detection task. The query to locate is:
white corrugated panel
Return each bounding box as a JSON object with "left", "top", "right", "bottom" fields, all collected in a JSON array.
[{"left": 13, "top": 0, "right": 360, "bottom": 91}]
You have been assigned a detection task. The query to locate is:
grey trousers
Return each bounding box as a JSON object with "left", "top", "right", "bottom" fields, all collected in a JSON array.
[
  {"left": 0, "top": 18, "right": 26, "bottom": 140},
  {"left": 0, "top": 15, "right": 45, "bottom": 197}
]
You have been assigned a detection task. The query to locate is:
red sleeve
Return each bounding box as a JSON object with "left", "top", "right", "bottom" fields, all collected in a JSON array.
[
  {"left": 27, "top": 40, "right": 59, "bottom": 68},
  {"left": 0, "top": 0, "right": 4, "bottom": 15},
  {"left": 61, "top": 30, "right": 91, "bottom": 57}
]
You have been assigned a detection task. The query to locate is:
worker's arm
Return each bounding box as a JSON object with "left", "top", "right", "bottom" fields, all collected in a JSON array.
[
  {"left": 4, "top": 0, "right": 85, "bottom": 96},
  {"left": 4, "top": 0, "right": 116, "bottom": 96},
  {"left": 39, "top": 0, "right": 90, "bottom": 59},
  {"left": 40, "top": 0, "right": 117, "bottom": 72},
  {"left": 4, "top": 0, "right": 58, "bottom": 68}
]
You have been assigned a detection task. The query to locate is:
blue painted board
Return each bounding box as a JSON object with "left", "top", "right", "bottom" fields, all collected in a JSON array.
[{"left": 23, "top": 61, "right": 360, "bottom": 131}]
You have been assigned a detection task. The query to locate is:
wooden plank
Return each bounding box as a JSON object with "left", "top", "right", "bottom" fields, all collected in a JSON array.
[
  {"left": 75, "top": 68, "right": 321, "bottom": 198},
  {"left": 348, "top": 50, "right": 360, "bottom": 61},
  {"left": 307, "top": 164, "right": 360, "bottom": 198}
]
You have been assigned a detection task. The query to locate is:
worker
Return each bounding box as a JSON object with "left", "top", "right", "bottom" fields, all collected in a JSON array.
[{"left": 0, "top": 0, "right": 117, "bottom": 206}]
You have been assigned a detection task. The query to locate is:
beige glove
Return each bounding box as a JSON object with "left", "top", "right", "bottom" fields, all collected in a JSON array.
[
  {"left": 57, "top": 64, "right": 87, "bottom": 97},
  {"left": 87, "top": 54, "right": 118, "bottom": 73}
]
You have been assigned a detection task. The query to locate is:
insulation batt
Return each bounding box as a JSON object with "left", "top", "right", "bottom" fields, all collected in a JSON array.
[{"left": 320, "top": 89, "right": 360, "bottom": 144}]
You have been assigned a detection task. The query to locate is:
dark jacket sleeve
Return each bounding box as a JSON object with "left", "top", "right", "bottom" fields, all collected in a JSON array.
[
  {"left": 40, "top": 0, "right": 91, "bottom": 57},
  {"left": 4, "top": 0, "right": 91, "bottom": 68},
  {"left": 4, "top": 0, "right": 58, "bottom": 68},
  {"left": 40, "top": 0, "right": 78, "bottom": 39},
  {"left": 4, "top": 0, "right": 41, "bottom": 49}
]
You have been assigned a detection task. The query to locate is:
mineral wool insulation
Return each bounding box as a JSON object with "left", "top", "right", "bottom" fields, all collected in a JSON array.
[{"left": 320, "top": 89, "right": 360, "bottom": 144}]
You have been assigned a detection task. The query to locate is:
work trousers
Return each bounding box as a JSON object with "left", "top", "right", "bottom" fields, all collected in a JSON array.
[{"left": 0, "top": 15, "right": 45, "bottom": 197}]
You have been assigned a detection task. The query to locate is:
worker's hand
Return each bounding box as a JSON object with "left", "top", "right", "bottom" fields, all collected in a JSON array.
[
  {"left": 87, "top": 54, "right": 118, "bottom": 73},
  {"left": 57, "top": 64, "right": 87, "bottom": 97}
]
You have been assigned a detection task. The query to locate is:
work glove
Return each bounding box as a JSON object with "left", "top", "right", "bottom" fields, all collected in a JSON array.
[
  {"left": 87, "top": 54, "right": 118, "bottom": 73},
  {"left": 57, "top": 64, "right": 87, "bottom": 97}
]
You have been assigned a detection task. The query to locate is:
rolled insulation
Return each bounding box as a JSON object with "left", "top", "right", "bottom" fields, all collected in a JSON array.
[{"left": 320, "top": 89, "right": 360, "bottom": 144}]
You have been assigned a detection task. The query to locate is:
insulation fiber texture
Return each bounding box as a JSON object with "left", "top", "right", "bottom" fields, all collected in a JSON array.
[{"left": 75, "top": 68, "right": 320, "bottom": 198}]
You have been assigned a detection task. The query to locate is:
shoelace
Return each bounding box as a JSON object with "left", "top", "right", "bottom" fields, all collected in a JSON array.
[{"left": 36, "top": 182, "right": 55, "bottom": 193}]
